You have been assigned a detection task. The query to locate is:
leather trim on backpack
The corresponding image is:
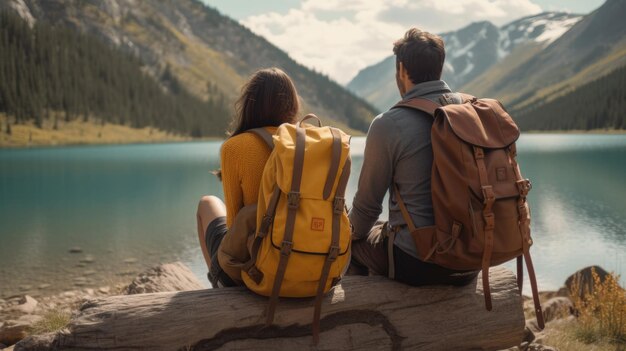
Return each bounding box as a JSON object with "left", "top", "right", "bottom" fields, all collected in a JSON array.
[
  {"left": 312, "top": 157, "right": 351, "bottom": 344},
  {"left": 323, "top": 127, "right": 343, "bottom": 200},
  {"left": 247, "top": 128, "right": 275, "bottom": 150},
  {"left": 265, "top": 118, "right": 307, "bottom": 326},
  {"left": 393, "top": 98, "right": 440, "bottom": 116},
  {"left": 242, "top": 186, "right": 281, "bottom": 284}
]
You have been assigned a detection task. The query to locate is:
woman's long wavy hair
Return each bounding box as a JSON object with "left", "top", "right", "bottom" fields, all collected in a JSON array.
[
  {"left": 214, "top": 68, "right": 299, "bottom": 181},
  {"left": 229, "top": 67, "right": 299, "bottom": 136}
]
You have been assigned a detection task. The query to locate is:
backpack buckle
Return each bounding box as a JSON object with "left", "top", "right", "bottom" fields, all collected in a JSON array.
[
  {"left": 327, "top": 245, "right": 340, "bottom": 262},
  {"left": 258, "top": 215, "right": 273, "bottom": 237},
  {"left": 473, "top": 147, "right": 485, "bottom": 160},
  {"left": 280, "top": 240, "right": 293, "bottom": 256},
  {"left": 333, "top": 197, "right": 345, "bottom": 214},
  {"left": 516, "top": 179, "right": 532, "bottom": 197},
  {"left": 483, "top": 212, "right": 495, "bottom": 231},
  {"left": 287, "top": 191, "right": 300, "bottom": 209},
  {"left": 246, "top": 265, "right": 264, "bottom": 285},
  {"left": 481, "top": 185, "right": 495, "bottom": 204}
]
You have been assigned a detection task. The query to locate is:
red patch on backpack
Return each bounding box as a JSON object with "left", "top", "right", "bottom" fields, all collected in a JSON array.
[{"left": 311, "top": 218, "right": 325, "bottom": 231}]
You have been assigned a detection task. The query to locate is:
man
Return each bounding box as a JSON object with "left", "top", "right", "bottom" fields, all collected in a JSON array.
[{"left": 348, "top": 28, "right": 478, "bottom": 286}]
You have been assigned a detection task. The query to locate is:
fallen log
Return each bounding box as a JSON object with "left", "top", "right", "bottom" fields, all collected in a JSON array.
[{"left": 15, "top": 266, "right": 524, "bottom": 351}]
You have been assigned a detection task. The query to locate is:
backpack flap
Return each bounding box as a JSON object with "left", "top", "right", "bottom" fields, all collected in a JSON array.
[
  {"left": 439, "top": 99, "right": 522, "bottom": 203},
  {"left": 440, "top": 99, "right": 520, "bottom": 149},
  {"left": 272, "top": 123, "right": 351, "bottom": 201}
]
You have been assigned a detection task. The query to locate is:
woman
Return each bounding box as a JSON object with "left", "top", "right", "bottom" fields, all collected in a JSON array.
[{"left": 196, "top": 67, "right": 299, "bottom": 288}]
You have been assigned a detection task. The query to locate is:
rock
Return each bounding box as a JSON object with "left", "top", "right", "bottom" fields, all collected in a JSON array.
[
  {"left": 98, "top": 286, "right": 110, "bottom": 294},
  {"left": 10, "top": 296, "right": 37, "bottom": 314},
  {"left": 124, "top": 261, "right": 204, "bottom": 294},
  {"left": 123, "top": 258, "right": 138, "bottom": 264},
  {"left": 79, "top": 255, "right": 95, "bottom": 264},
  {"left": 68, "top": 247, "right": 83, "bottom": 253},
  {"left": 565, "top": 265, "right": 610, "bottom": 299},
  {"left": 85, "top": 289, "right": 95, "bottom": 296},
  {"left": 116, "top": 270, "right": 137, "bottom": 277},
  {"left": 526, "top": 344, "right": 557, "bottom": 351},
  {"left": 0, "top": 315, "right": 42, "bottom": 346},
  {"left": 37, "top": 284, "right": 50, "bottom": 290},
  {"left": 542, "top": 296, "right": 573, "bottom": 322},
  {"left": 15, "top": 315, "right": 42, "bottom": 325},
  {"left": 73, "top": 277, "right": 88, "bottom": 287},
  {"left": 17, "top": 286, "right": 31, "bottom": 292},
  {"left": 555, "top": 286, "right": 568, "bottom": 297},
  {"left": 522, "top": 325, "right": 535, "bottom": 344},
  {"left": 83, "top": 270, "right": 96, "bottom": 276},
  {"left": 526, "top": 318, "right": 541, "bottom": 334}
]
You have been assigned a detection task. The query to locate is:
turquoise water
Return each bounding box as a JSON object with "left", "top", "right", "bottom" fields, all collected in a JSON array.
[{"left": 1, "top": 134, "right": 625, "bottom": 297}]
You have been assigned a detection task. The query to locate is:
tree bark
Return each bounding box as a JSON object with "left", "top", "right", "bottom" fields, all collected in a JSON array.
[{"left": 16, "top": 266, "right": 525, "bottom": 351}]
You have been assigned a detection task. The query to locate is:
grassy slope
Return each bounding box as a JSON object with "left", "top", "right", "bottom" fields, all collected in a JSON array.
[{"left": 0, "top": 114, "right": 190, "bottom": 147}]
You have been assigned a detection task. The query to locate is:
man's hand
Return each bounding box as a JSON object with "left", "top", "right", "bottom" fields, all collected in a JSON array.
[{"left": 367, "top": 223, "right": 389, "bottom": 246}]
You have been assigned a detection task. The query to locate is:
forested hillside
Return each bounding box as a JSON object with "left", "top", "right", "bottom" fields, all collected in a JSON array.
[
  {"left": 0, "top": 11, "right": 228, "bottom": 137},
  {"left": 514, "top": 65, "right": 626, "bottom": 130},
  {"left": 0, "top": 0, "right": 377, "bottom": 136}
]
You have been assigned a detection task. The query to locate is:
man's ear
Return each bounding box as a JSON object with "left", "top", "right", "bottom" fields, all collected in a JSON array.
[
  {"left": 396, "top": 61, "right": 411, "bottom": 97},
  {"left": 399, "top": 62, "right": 409, "bottom": 78}
]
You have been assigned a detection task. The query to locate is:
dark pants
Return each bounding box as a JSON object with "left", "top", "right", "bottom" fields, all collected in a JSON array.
[
  {"left": 205, "top": 216, "right": 238, "bottom": 288},
  {"left": 349, "top": 222, "right": 478, "bottom": 286}
]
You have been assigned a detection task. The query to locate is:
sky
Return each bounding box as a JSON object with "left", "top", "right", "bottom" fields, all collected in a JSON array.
[{"left": 202, "top": 0, "right": 605, "bottom": 84}]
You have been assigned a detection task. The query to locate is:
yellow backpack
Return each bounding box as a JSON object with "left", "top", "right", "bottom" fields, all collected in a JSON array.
[{"left": 242, "top": 115, "right": 351, "bottom": 342}]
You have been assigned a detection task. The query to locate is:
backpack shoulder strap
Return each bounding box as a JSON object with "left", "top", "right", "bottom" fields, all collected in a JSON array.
[
  {"left": 247, "top": 128, "right": 274, "bottom": 150},
  {"left": 458, "top": 92, "right": 476, "bottom": 103},
  {"left": 392, "top": 97, "right": 440, "bottom": 116}
]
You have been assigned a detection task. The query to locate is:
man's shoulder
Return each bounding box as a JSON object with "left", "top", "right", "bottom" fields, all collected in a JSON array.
[{"left": 378, "top": 101, "right": 435, "bottom": 130}]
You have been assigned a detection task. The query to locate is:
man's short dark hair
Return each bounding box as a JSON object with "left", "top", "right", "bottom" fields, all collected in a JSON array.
[{"left": 393, "top": 28, "right": 445, "bottom": 84}]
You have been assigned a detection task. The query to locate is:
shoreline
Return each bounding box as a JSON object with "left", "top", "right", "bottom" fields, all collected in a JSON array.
[
  {"left": 523, "top": 129, "right": 626, "bottom": 134},
  {"left": 0, "top": 137, "right": 222, "bottom": 150},
  {"left": 2, "top": 112, "right": 622, "bottom": 149},
  {"left": 2, "top": 129, "right": 624, "bottom": 149},
  {"left": 0, "top": 114, "right": 222, "bottom": 149}
]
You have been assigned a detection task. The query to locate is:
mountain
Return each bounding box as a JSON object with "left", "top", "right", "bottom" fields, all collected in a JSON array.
[
  {"left": 0, "top": 10, "right": 229, "bottom": 137},
  {"left": 463, "top": 0, "right": 626, "bottom": 112},
  {"left": 347, "top": 12, "right": 582, "bottom": 112},
  {"left": 1, "top": 0, "right": 377, "bottom": 135},
  {"left": 515, "top": 65, "right": 625, "bottom": 130}
]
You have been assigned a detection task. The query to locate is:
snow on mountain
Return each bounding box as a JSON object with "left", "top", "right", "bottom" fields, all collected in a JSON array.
[
  {"left": 440, "top": 13, "right": 582, "bottom": 89},
  {"left": 499, "top": 12, "right": 582, "bottom": 59}
]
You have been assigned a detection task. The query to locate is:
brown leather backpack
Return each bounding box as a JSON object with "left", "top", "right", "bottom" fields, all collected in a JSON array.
[{"left": 393, "top": 93, "right": 545, "bottom": 329}]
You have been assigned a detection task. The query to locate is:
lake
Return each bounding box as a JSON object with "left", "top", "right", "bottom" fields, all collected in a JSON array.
[{"left": 1, "top": 134, "right": 625, "bottom": 297}]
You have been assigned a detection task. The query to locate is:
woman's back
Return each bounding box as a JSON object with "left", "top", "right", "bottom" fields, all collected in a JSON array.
[{"left": 221, "top": 126, "right": 277, "bottom": 227}]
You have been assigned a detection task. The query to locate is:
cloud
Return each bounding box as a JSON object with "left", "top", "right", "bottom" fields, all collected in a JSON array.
[{"left": 242, "top": 0, "right": 542, "bottom": 84}]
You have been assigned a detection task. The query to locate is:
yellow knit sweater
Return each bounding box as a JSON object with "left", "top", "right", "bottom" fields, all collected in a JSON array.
[{"left": 220, "top": 127, "right": 277, "bottom": 227}]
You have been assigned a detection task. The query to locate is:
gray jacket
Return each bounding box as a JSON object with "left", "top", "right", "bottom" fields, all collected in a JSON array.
[{"left": 349, "top": 80, "right": 453, "bottom": 258}]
